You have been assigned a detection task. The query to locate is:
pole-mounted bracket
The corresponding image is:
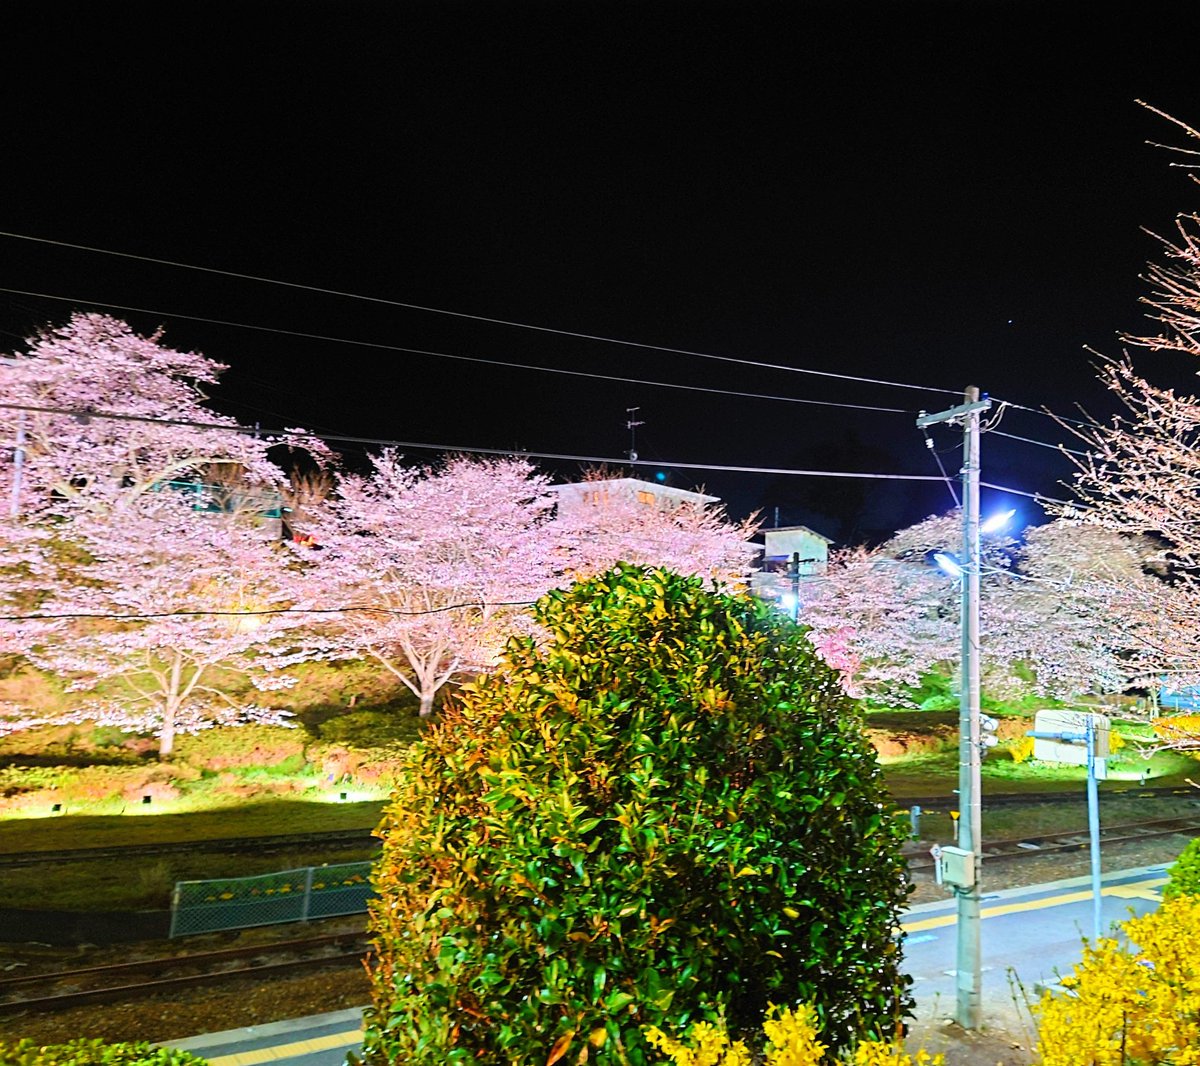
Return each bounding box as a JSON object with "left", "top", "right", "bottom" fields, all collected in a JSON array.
[{"left": 916, "top": 396, "right": 993, "bottom": 429}]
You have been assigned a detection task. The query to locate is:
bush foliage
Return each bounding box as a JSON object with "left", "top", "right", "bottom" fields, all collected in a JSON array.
[
  {"left": 1164, "top": 837, "right": 1200, "bottom": 900},
  {"left": 0, "top": 1039, "right": 207, "bottom": 1066},
  {"left": 363, "top": 565, "right": 912, "bottom": 1066}
]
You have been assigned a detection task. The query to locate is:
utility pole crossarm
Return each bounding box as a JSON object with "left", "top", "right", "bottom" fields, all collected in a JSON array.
[{"left": 916, "top": 396, "right": 992, "bottom": 428}]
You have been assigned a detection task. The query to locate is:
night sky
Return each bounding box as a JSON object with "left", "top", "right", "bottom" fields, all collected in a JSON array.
[{"left": 5, "top": 1, "right": 1200, "bottom": 543}]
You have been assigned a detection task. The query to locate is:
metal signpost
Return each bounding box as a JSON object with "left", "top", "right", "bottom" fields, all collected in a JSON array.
[{"left": 1027, "top": 716, "right": 1105, "bottom": 941}]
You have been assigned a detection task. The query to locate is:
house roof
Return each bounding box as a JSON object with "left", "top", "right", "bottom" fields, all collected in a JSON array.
[
  {"left": 761, "top": 524, "right": 834, "bottom": 545},
  {"left": 549, "top": 478, "right": 720, "bottom": 505}
]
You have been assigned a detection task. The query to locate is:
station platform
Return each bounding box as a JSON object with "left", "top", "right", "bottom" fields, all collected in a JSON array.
[{"left": 165, "top": 1005, "right": 364, "bottom": 1066}]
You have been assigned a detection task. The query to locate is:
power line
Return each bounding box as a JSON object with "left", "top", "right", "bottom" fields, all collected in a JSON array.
[
  {"left": 0, "top": 230, "right": 962, "bottom": 397},
  {"left": 1, "top": 601, "right": 537, "bottom": 622},
  {"left": 917, "top": 425, "right": 961, "bottom": 508},
  {"left": 992, "top": 397, "right": 1091, "bottom": 429},
  {"left": 989, "top": 430, "right": 1087, "bottom": 457},
  {"left": 0, "top": 398, "right": 1059, "bottom": 497},
  {"left": 980, "top": 480, "right": 1067, "bottom": 504},
  {"left": 0, "top": 287, "right": 914, "bottom": 417},
  {"left": 0, "top": 399, "right": 956, "bottom": 484}
]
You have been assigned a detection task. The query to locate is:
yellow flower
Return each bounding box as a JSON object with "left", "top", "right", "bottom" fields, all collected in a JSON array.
[{"left": 1037, "top": 894, "right": 1200, "bottom": 1065}]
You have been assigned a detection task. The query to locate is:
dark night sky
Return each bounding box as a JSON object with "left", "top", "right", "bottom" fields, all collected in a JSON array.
[{"left": 5, "top": 0, "right": 1200, "bottom": 542}]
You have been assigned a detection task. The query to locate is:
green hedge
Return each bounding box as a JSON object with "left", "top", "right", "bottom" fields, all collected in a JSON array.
[
  {"left": 362, "top": 565, "right": 912, "bottom": 1065},
  {"left": 0, "top": 1040, "right": 207, "bottom": 1066}
]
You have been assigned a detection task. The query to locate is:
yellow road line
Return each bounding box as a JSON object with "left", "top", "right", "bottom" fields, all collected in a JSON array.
[
  {"left": 205, "top": 1028, "right": 362, "bottom": 1066},
  {"left": 902, "top": 877, "right": 1167, "bottom": 934}
]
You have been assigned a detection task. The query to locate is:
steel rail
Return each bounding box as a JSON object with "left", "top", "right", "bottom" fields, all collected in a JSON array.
[
  {"left": 0, "top": 830, "right": 378, "bottom": 868},
  {"left": 0, "top": 951, "right": 366, "bottom": 1015},
  {"left": 0, "top": 931, "right": 365, "bottom": 990},
  {"left": 908, "top": 815, "right": 1200, "bottom": 871}
]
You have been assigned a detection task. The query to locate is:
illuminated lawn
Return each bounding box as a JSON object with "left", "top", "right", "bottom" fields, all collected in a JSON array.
[{"left": 0, "top": 798, "right": 385, "bottom": 853}]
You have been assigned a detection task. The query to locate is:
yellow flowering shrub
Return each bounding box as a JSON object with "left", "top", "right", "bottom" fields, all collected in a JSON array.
[
  {"left": 1008, "top": 736, "right": 1035, "bottom": 764},
  {"left": 1150, "top": 713, "right": 1200, "bottom": 744},
  {"left": 645, "top": 1005, "right": 941, "bottom": 1066},
  {"left": 1036, "top": 893, "right": 1200, "bottom": 1064},
  {"left": 644, "top": 1020, "right": 752, "bottom": 1066}
]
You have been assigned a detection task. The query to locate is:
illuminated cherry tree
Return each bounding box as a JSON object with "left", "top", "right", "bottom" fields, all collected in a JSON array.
[
  {"left": 1053, "top": 113, "right": 1200, "bottom": 690},
  {"left": 289, "top": 453, "right": 558, "bottom": 717},
  {"left": 23, "top": 490, "right": 301, "bottom": 756},
  {"left": 550, "top": 482, "right": 758, "bottom": 587},
  {"left": 984, "top": 520, "right": 1165, "bottom": 697},
  {"left": 0, "top": 312, "right": 323, "bottom": 518},
  {"left": 797, "top": 539, "right": 959, "bottom": 700},
  {"left": 795, "top": 511, "right": 1156, "bottom": 702}
]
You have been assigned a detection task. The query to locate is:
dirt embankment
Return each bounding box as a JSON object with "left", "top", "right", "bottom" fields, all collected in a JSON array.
[{"left": 866, "top": 712, "right": 1027, "bottom": 760}]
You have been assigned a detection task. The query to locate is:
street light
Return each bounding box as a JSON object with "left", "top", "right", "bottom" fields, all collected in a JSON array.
[
  {"left": 933, "top": 552, "right": 964, "bottom": 579},
  {"left": 980, "top": 509, "right": 1016, "bottom": 535}
]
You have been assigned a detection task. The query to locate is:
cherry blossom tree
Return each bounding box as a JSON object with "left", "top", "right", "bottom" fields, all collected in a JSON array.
[
  {"left": 796, "top": 529, "right": 960, "bottom": 701},
  {"left": 1051, "top": 111, "right": 1200, "bottom": 693},
  {"left": 289, "top": 452, "right": 558, "bottom": 717},
  {"left": 550, "top": 478, "right": 759, "bottom": 587},
  {"left": 991, "top": 521, "right": 1166, "bottom": 695},
  {"left": 795, "top": 511, "right": 1158, "bottom": 703},
  {"left": 22, "top": 489, "right": 302, "bottom": 756},
  {"left": 0, "top": 312, "right": 324, "bottom": 518}
]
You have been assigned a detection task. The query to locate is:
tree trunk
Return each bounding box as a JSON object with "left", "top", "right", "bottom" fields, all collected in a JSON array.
[
  {"left": 419, "top": 692, "right": 435, "bottom": 717},
  {"left": 159, "top": 708, "right": 176, "bottom": 757},
  {"left": 160, "top": 654, "right": 183, "bottom": 758}
]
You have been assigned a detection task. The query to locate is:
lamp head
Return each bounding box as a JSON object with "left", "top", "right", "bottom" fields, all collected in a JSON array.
[
  {"left": 980, "top": 508, "right": 1016, "bottom": 535},
  {"left": 933, "top": 552, "right": 964, "bottom": 579}
]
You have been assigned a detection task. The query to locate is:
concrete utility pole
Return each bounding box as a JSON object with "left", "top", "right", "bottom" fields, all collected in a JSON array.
[{"left": 916, "top": 385, "right": 992, "bottom": 1031}]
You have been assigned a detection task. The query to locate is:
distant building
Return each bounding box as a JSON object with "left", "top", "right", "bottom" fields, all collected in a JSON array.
[
  {"left": 158, "top": 478, "right": 284, "bottom": 540},
  {"left": 548, "top": 477, "right": 719, "bottom": 513},
  {"left": 751, "top": 524, "right": 833, "bottom": 605}
]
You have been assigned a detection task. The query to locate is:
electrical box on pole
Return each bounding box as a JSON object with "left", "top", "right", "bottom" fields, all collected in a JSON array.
[{"left": 937, "top": 845, "right": 976, "bottom": 889}]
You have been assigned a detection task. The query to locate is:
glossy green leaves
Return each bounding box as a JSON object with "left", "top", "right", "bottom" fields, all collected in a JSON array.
[{"left": 362, "top": 565, "right": 912, "bottom": 1065}]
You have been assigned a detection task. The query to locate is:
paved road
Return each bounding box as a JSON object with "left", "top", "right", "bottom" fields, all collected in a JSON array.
[{"left": 166, "top": 863, "right": 1169, "bottom": 1065}]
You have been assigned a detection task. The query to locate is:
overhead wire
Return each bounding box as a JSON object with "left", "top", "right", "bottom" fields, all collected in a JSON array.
[
  {"left": 0, "top": 601, "right": 536, "bottom": 622},
  {"left": 0, "top": 286, "right": 916, "bottom": 417},
  {"left": 989, "top": 430, "right": 1087, "bottom": 457},
  {"left": 0, "top": 399, "right": 989, "bottom": 486},
  {"left": 0, "top": 287, "right": 1091, "bottom": 474},
  {"left": 0, "top": 231, "right": 962, "bottom": 397},
  {"left": 992, "top": 396, "right": 1092, "bottom": 429}
]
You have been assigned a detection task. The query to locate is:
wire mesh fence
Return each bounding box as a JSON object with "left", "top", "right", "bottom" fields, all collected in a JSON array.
[{"left": 169, "top": 861, "right": 373, "bottom": 937}]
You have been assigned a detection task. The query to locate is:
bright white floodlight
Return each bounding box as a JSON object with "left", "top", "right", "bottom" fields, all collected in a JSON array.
[
  {"left": 933, "top": 552, "right": 964, "bottom": 579},
  {"left": 980, "top": 508, "right": 1016, "bottom": 535},
  {"left": 780, "top": 592, "right": 798, "bottom": 613}
]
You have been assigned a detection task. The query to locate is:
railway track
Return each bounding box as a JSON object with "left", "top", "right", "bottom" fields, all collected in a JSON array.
[
  {"left": 0, "top": 786, "right": 1194, "bottom": 869},
  {"left": 0, "top": 830, "right": 378, "bottom": 869},
  {"left": 3, "top": 812, "right": 1198, "bottom": 1015},
  {"left": 907, "top": 813, "right": 1200, "bottom": 872},
  {"left": 0, "top": 931, "right": 368, "bottom": 1015},
  {"left": 896, "top": 783, "right": 1197, "bottom": 813}
]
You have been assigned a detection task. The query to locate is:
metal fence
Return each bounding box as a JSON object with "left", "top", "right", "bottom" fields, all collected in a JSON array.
[{"left": 169, "top": 861, "right": 373, "bottom": 937}]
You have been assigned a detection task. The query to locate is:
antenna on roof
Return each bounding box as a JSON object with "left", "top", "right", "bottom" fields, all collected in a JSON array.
[{"left": 625, "top": 407, "right": 644, "bottom": 462}]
